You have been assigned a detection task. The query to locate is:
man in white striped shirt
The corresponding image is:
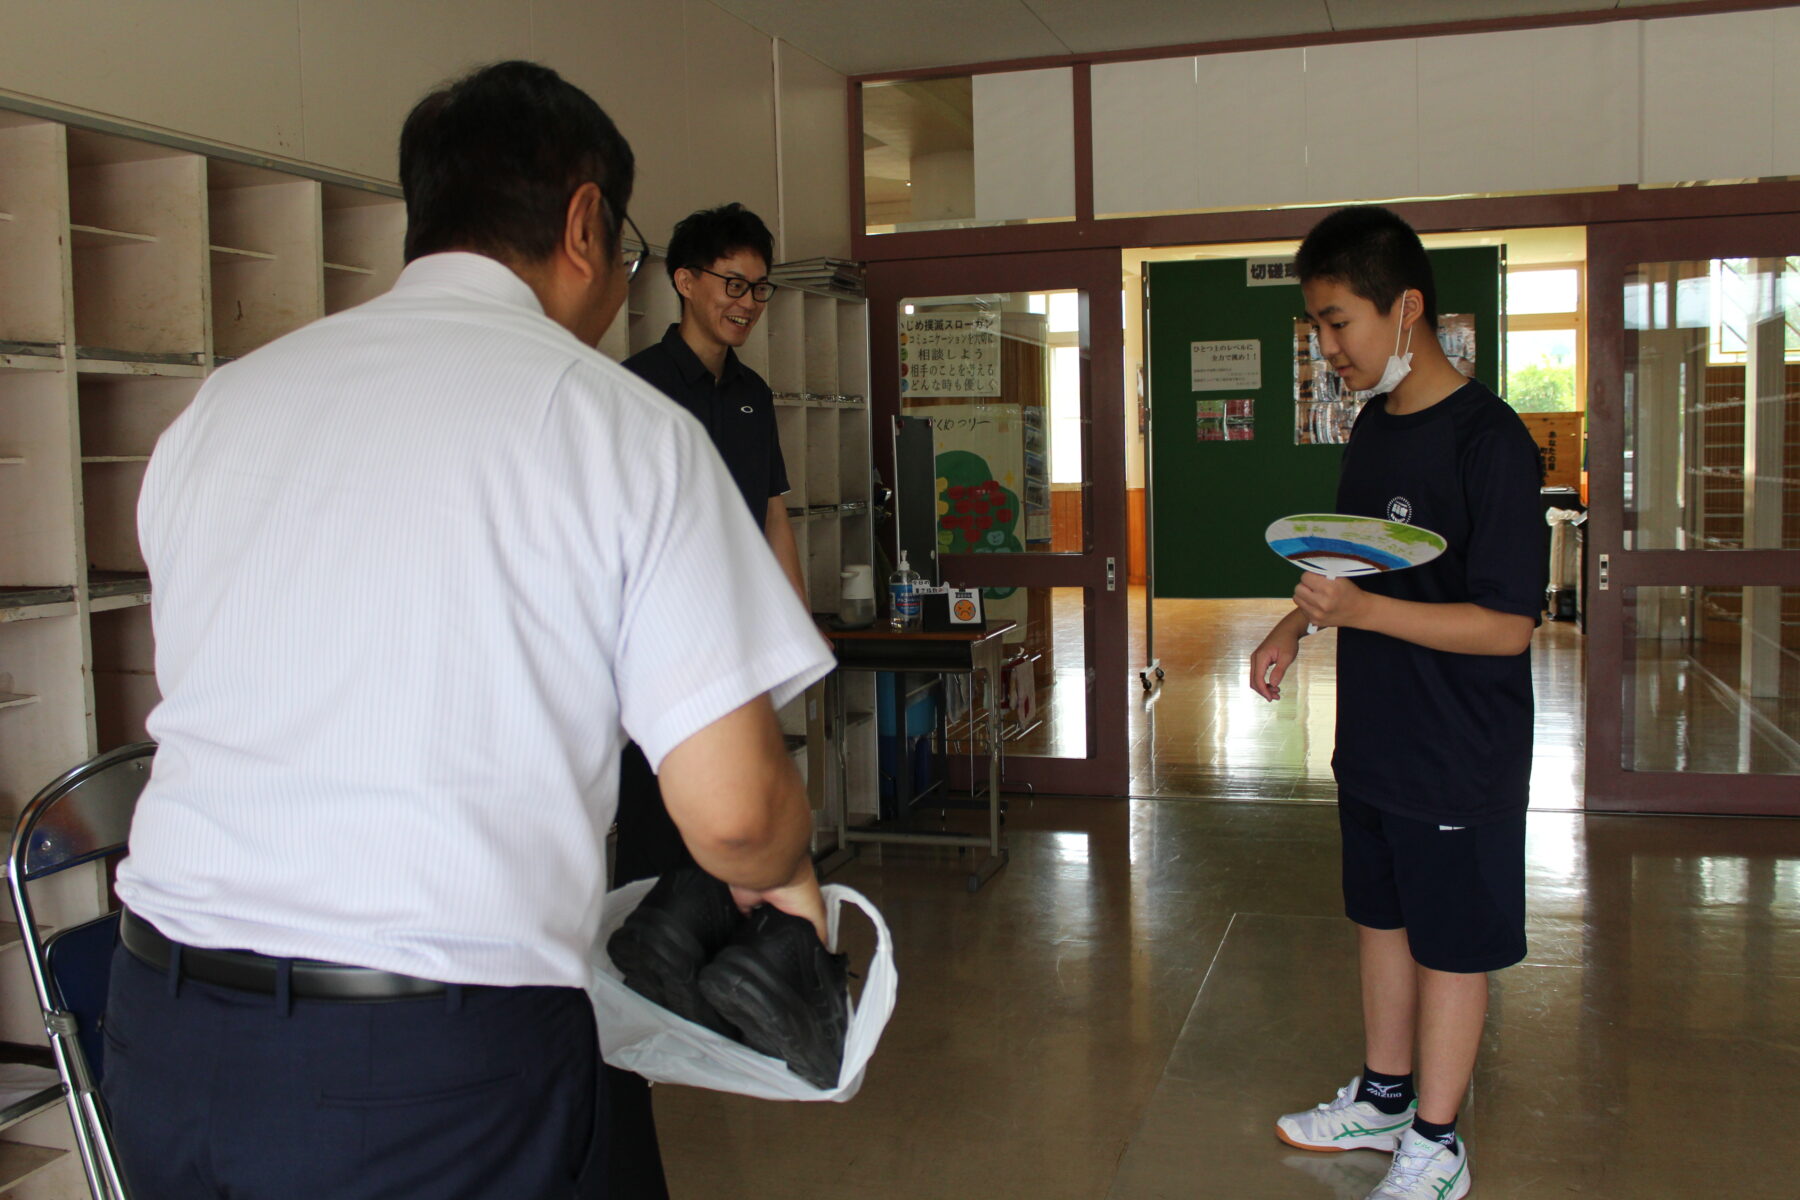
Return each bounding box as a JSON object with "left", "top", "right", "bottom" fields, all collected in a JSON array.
[{"left": 106, "top": 61, "right": 834, "bottom": 1199}]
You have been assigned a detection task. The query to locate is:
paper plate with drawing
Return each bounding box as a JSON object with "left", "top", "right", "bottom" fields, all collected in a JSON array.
[{"left": 1264, "top": 513, "right": 1447, "bottom": 578}]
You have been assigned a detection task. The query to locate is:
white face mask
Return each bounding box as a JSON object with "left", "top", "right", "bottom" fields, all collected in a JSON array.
[{"left": 1370, "top": 299, "right": 1415, "bottom": 394}]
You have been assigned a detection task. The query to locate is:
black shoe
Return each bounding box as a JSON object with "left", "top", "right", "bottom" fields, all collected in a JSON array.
[
  {"left": 608, "top": 868, "right": 744, "bottom": 1038},
  {"left": 697, "top": 904, "right": 849, "bottom": 1090}
]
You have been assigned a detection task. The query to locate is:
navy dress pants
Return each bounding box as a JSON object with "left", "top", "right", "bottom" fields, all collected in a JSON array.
[
  {"left": 102, "top": 943, "right": 603, "bottom": 1199},
  {"left": 603, "top": 742, "right": 698, "bottom": 1200}
]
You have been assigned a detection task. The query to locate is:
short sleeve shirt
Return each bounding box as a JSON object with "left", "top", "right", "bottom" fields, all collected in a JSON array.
[
  {"left": 115, "top": 254, "right": 833, "bottom": 989},
  {"left": 1331, "top": 380, "right": 1547, "bottom": 825},
  {"left": 623, "top": 324, "right": 789, "bottom": 519}
]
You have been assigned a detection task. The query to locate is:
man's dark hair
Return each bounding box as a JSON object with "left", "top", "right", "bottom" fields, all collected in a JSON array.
[
  {"left": 1295, "top": 205, "right": 1438, "bottom": 329},
  {"left": 399, "top": 61, "right": 635, "bottom": 265},
  {"left": 665, "top": 204, "right": 775, "bottom": 287}
]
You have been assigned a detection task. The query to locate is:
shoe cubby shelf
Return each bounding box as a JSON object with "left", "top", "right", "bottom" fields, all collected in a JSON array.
[{"left": 0, "top": 108, "right": 405, "bottom": 1198}]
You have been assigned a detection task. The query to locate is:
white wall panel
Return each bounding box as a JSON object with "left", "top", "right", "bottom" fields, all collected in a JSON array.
[
  {"left": 1419, "top": 22, "right": 1636, "bottom": 197},
  {"left": 683, "top": 0, "right": 779, "bottom": 229},
  {"left": 973, "top": 68, "right": 1076, "bottom": 222},
  {"left": 300, "top": 0, "right": 530, "bottom": 182},
  {"left": 1642, "top": 10, "right": 1776, "bottom": 185},
  {"left": 535, "top": 0, "right": 693, "bottom": 241},
  {"left": 1193, "top": 48, "right": 1308, "bottom": 212},
  {"left": 1302, "top": 39, "right": 1419, "bottom": 204},
  {"left": 1093, "top": 57, "right": 1199, "bottom": 217},
  {"left": 776, "top": 42, "right": 851, "bottom": 262},
  {"left": 1771, "top": 7, "right": 1800, "bottom": 178},
  {"left": 0, "top": 0, "right": 304, "bottom": 160}
]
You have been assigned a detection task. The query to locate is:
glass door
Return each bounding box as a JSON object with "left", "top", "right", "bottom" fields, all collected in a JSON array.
[
  {"left": 867, "top": 249, "right": 1127, "bottom": 796},
  {"left": 1587, "top": 215, "right": 1800, "bottom": 814}
]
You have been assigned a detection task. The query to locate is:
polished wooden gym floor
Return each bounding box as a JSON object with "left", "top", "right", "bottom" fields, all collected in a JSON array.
[{"left": 652, "top": 596, "right": 1799, "bottom": 1199}]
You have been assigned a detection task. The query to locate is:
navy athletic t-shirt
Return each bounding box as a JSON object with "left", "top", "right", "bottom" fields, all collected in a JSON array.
[{"left": 1331, "top": 379, "right": 1546, "bottom": 825}]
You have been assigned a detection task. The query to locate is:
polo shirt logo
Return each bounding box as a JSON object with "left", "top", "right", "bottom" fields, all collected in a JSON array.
[
  {"left": 740, "top": 405, "right": 755, "bottom": 414},
  {"left": 1387, "top": 496, "right": 1413, "bottom": 524}
]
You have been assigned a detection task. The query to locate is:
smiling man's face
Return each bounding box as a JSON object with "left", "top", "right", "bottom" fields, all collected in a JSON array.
[{"left": 676, "top": 247, "right": 770, "bottom": 352}]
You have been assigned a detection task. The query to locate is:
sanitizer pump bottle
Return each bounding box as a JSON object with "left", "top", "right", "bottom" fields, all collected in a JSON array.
[{"left": 888, "top": 551, "right": 921, "bottom": 631}]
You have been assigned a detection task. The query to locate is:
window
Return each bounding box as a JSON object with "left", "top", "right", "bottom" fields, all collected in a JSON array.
[{"left": 1505, "top": 263, "right": 1584, "bottom": 413}]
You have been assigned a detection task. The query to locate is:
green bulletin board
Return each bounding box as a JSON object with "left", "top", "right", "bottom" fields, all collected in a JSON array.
[{"left": 1147, "top": 248, "right": 1501, "bottom": 598}]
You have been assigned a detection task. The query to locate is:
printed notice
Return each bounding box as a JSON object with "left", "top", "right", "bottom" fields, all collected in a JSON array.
[
  {"left": 1191, "top": 339, "right": 1261, "bottom": 391},
  {"left": 1245, "top": 257, "right": 1300, "bottom": 287},
  {"left": 899, "top": 310, "right": 1001, "bottom": 398}
]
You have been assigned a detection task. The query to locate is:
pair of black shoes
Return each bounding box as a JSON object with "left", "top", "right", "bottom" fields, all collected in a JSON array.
[{"left": 607, "top": 867, "right": 850, "bottom": 1090}]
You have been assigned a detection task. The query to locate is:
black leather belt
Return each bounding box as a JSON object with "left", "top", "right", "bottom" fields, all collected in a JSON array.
[{"left": 120, "top": 908, "right": 450, "bottom": 1002}]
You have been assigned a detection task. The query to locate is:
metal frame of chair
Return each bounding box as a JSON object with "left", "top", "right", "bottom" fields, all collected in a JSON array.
[{"left": 7, "top": 741, "right": 154, "bottom": 1200}]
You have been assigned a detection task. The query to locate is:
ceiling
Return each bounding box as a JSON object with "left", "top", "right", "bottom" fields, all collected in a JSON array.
[{"left": 713, "top": 0, "right": 1689, "bottom": 76}]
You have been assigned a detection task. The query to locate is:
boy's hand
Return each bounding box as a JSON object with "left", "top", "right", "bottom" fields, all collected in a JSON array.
[
  {"left": 731, "top": 870, "right": 829, "bottom": 945},
  {"left": 1249, "top": 628, "right": 1301, "bottom": 701},
  {"left": 1294, "top": 574, "right": 1372, "bottom": 631}
]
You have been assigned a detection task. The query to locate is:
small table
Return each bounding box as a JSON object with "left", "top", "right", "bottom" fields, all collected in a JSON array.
[{"left": 819, "top": 621, "right": 1013, "bottom": 892}]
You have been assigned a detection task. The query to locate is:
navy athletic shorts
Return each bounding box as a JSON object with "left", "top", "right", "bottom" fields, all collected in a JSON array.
[{"left": 1338, "top": 792, "right": 1527, "bottom": 974}]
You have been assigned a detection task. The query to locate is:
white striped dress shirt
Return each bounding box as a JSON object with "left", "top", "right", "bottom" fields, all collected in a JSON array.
[{"left": 116, "top": 253, "right": 833, "bottom": 989}]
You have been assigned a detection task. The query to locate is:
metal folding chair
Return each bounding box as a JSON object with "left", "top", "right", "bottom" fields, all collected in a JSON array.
[{"left": 7, "top": 741, "right": 154, "bottom": 1200}]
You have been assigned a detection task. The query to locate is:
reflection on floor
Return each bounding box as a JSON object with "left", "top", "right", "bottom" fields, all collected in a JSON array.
[
  {"left": 1128, "top": 593, "right": 1588, "bottom": 809},
  {"left": 1631, "top": 639, "right": 1800, "bottom": 775},
  {"left": 655, "top": 797, "right": 1800, "bottom": 1199}
]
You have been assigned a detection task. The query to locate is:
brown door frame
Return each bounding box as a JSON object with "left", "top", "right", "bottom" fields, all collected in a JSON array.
[
  {"left": 867, "top": 249, "right": 1129, "bottom": 797},
  {"left": 1586, "top": 213, "right": 1800, "bottom": 815}
]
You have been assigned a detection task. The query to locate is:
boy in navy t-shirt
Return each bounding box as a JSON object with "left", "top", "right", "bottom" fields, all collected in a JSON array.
[{"left": 1250, "top": 206, "right": 1545, "bottom": 1200}]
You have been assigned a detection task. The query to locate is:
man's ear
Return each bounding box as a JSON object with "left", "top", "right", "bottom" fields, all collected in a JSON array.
[
  {"left": 673, "top": 267, "right": 697, "bottom": 303},
  {"left": 561, "top": 181, "right": 607, "bottom": 284}
]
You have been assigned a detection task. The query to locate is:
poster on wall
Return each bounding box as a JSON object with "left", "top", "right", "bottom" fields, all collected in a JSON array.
[
  {"left": 1191, "top": 338, "right": 1261, "bottom": 391},
  {"left": 1196, "top": 398, "right": 1255, "bottom": 442},
  {"left": 1293, "top": 314, "right": 1477, "bottom": 445},
  {"left": 899, "top": 310, "right": 1001, "bottom": 397},
  {"left": 897, "top": 402, "right": 1029, "bottom": 633}
]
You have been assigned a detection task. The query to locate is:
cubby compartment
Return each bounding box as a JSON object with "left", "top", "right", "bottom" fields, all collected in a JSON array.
[
  {"left": 0, "top": 617, "right": 90, "bottom": 817},
  {"left": 805, "top": 406, "right": 840, "bottom": 507},
  {"left": 0, "top": 115, "right": 68, "bottom": 354},
  {"left": 765, "top": 288, "right": 805, "bottom": 394},
  {"left": 836, "top": 299, "right": 869, "bottom": 398},
  {"left": 838, "top": 404, "right": 871, "bottom": 504},
  {"left": 775, "top": 401, "right": 809, "bottom": 510},
  {"left": 90, "top": 606, "right": 157, "bottom": 750},
  {"left": 321, "top": 184, "right": 404, "bottom": 315},
  {"left": 803, "top": 293, "right": 838, "bottom": 393},
  {"left": 66, "top": 130, "right": 205, "bottom": 365},
  {"left": 0, "top": 372, "right": 78, "bottom": 592},
  {"left": 208, "top": 162, "right": 323, "bottom": 360},
  {"left": 805, "top": 515, "right": 842, "bottom": 606}
]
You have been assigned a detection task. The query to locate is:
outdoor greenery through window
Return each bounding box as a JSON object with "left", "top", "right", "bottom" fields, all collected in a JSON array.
[{"left": 1505, "top": 265, "right": 1583, "bottom": 412}]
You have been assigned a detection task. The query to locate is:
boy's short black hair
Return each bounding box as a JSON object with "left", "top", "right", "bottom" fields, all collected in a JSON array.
[
  {"left": 665, "top": 204, "right": 775, "bottom": 286},
  {"left": 400, "top": 61, "right": 635, "bottom": 265},
  {"left": 1295, "top": 205, "right": 1438, "bottom": 329}
]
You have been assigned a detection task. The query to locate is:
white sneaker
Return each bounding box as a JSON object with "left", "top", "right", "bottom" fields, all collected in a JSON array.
[
  {"left": 1366, "top": 1128, "right": 1471, "bottom": 1199},
  {"left": 1275, "top": 1076, "right": 1417, "bottom": 1153}
]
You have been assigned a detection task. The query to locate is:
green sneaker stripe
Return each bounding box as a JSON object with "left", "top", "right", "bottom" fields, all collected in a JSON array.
[
  {"left": 1331, "top": 1116, "right": 1411, "bottom": 1141},
  {"left": 1432, "top": 1158, "right": 1467, "bottom": 1198}
]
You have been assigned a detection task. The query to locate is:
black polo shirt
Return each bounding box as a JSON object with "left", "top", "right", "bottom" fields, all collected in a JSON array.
[{"left": 622, "top": 324, "right": 789, "bottom": 520}]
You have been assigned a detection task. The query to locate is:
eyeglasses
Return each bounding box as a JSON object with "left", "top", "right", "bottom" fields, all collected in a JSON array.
[
  {"left": 695, "top": 268, "right": 776, "bottom": 303},
  {"left": 617, "top": 210, "right": 647, "bottom": 280}
]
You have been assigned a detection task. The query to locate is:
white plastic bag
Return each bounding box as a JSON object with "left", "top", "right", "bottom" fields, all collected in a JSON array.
[{"left": 588, "top": 879, "right": 897, "bottom": 1102}]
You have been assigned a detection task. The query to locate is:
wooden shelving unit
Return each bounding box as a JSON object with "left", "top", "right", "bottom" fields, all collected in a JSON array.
[{"left": 0, "top": 106, "right": 404, "bottom": 1200}]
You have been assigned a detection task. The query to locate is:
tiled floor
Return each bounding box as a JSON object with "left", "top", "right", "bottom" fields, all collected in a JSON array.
[
  {"left": 654, "top": 797, "right": 1800, "bottom": 1198},
  {"left": 647, "top": 596, "right": 1799, "bottom": 1198}
]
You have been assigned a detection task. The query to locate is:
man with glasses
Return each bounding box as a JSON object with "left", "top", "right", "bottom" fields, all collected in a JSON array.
[
  {"left": 106, "top": 64, "right": 832, "bottom": 1198},
  {"left": 607, "top": 203, "right": 802, "bottom": 1198}
]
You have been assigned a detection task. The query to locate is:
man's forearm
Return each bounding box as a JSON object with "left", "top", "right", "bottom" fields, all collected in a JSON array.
[{"left": 1350, "top": 595, "right": 1534, "bottom": 656}]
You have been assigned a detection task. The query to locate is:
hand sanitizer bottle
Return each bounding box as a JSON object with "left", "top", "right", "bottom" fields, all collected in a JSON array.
[{"left": 888, "top": 551, "right": 920, "bottom": 631}]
